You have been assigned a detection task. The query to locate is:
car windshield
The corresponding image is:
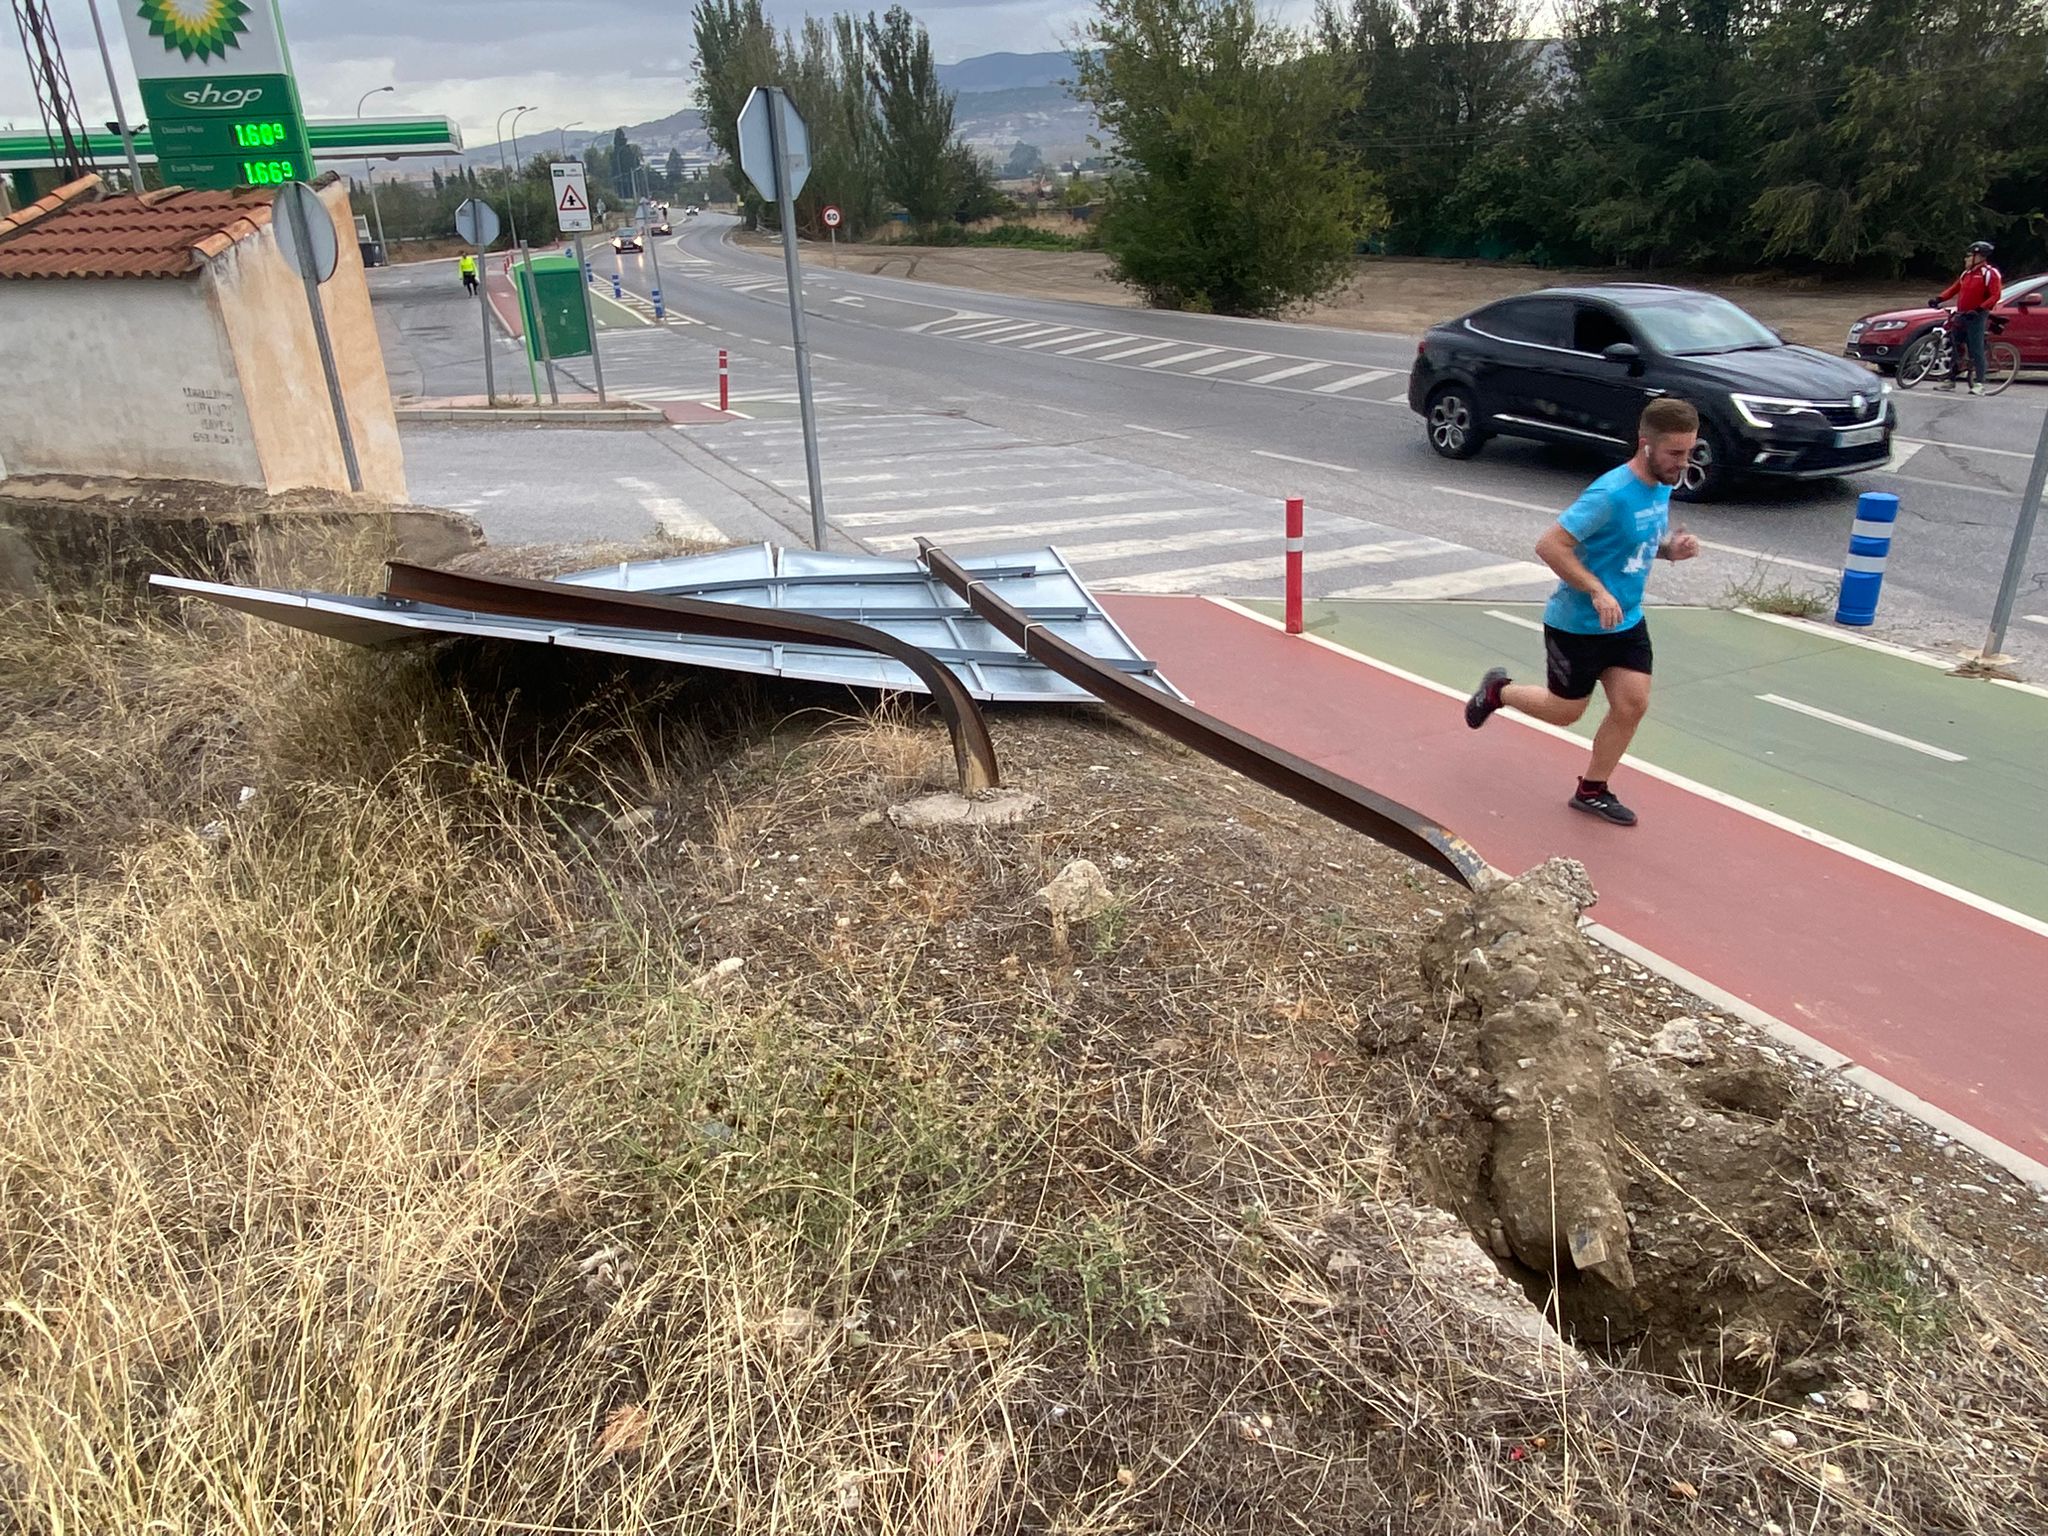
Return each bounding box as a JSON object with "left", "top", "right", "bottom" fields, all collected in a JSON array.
[{"left": 1626, "top": 294, "right": 1780, "bottom": 355}]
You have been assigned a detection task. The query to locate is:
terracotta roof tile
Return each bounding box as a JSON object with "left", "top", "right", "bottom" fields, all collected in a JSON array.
[{"left": 0, "top": 176, "right": 280, "bottom": 280}]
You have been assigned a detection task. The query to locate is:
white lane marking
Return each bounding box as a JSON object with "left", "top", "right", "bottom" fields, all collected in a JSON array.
[
  {"left": 1884, "top": 440, "right": 1925, "bottom": 472},
  {"left": 1328, "top": 561, "right": 1553, "bottom": 600},
  {"left": 1100, "top": 535, "right": 1453, "bottom": 594},
  {"left": 1433, "top": 484, "right": 1554, "bottom": 513},
  {"left": 1054, "top": 336, "right": 1136, "bottom": 355},
  {"left": 839, "top": 492, "right": 1186, "bottom": 526},
  {"left": 1211, "top": 597, "right": 2048, "bottom": 942},
  {"left": 1698, "top": 540, "right": 1840, "bottom": 578},
  {"left": 1021, "top": 329, "right": 1094, "bottom": 350},
  {"left": 1125, "top": 423, "right": 1191, "bottom": 439},
  {"left": 1313, "top": 368, "right": 1396, "bottom": 394},
  {"left": 1034, "top": 402, "right": 1092, "bottom": 415},
  {"left": 2024, "top": 614, "right": 2048, "bottom": 627},
  {"left": 615, "top": 476, "right": 726, "bottom": 541},
  {"left": 1056, "top": 527, "right": 1271, "bottom": 563},
  {"left": 1253, "top": 449, "right": 1355, "bottom": 474},
  {"left": 1487, "top": 609, "right": 1547, "bottom": 633},
  {"left": 1757, "top": 693, "right": 1967, "bottom": 762},
  {"left": 1096, "top": 341, "right": 1178, "bottom": 362},
  {"left": 987, "top": 324, "right": 1070, "bottom": 345},
  {"left": 1882, "top": 471, "right": 2019, "bottom": 499},
  {"left": 971, "top": 321, "right": 1055, "bottom": 342},
  {"left": 1192, "top": 353, "right": 1273, "bottom": 376},
  {"left": 1248, "top": 361, "right": 1330, "bottom": 385},
  {"left": 1898, "top": 435, "right": 2040, "bottom": 461},
  {"left": 831, "top": 295, "right": 865, "bottom": 307},
  {"left": 905, "top": 310, "right": 996, "bottom": 333},
  {"left": 1144, "top": 347, "right": 1225, "bottom": 370},
  {"left": 866, "top": 509, "right": 1215, "bottom": 550}
]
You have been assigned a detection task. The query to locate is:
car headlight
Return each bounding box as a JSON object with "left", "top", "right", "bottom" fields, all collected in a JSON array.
[
  {"left": 1865, "top": 319, "right": 1909, "bottom": 332},
  {"left": 1731, "top": 394, "right": 1822, "bottom": 430}
]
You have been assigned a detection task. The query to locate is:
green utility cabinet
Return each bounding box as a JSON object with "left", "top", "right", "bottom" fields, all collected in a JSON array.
[{"left": 515, "top": 255, "right": 593, "bottom": 361}]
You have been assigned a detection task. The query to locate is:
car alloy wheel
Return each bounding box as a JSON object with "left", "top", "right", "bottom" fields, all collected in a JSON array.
[
  {"left": 1678, "top": 433, "right": 1718, "bottom": 499},
  {"left": 1427, "top": 389, "right": 1483, "bottom": 458}
]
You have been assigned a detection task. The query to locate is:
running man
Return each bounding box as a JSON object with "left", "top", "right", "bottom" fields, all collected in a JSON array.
[
  {"left": 459, "top": 252, "right": 479, "bottom": 297},
  {"left": 1463, "top": 397, "right": 1702, "bottom": 826}
]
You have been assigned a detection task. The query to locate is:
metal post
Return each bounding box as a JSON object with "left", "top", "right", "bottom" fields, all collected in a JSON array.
[
  {"left": 719, "top": 348, "right": 729, "bottom": 413},
  {"left": 1981, "top": 404, "right": 2048, "bottom": 661},
  {"left": 475, "top": 229, "right": 497, "bottom": 407},
  {"left": 572, "top": 233, "right": 606, "bottom": 404},
  {"left": 83, "top": 0, "right": 143, "bottom": 192},
  {"left": 766, "top": 87, "right": 828, "bottom": 550},
  {"left": 285, "top": 191, "right": 362, "bottom": 493},
  {"left": 1285, "top": 497, "right": 1304, "bottom": 634},
  {"left": 645, "top": 205, "right": 667, "bottom": 323},
  {"left": 520, "top": 240, "right": 558, "bottom": 405}
]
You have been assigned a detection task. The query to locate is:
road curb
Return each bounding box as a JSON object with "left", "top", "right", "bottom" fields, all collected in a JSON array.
[
  {"left": 1586, "top": 920, "right": 2048, "bottom": 1195},
  {"left": 396, "top": 405, "right": 662, "bottom": 429}
]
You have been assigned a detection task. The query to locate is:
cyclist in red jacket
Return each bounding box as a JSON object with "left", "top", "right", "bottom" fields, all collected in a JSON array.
[{"left": 1934, "top": 241, "right": 2004, "bottom": 395}]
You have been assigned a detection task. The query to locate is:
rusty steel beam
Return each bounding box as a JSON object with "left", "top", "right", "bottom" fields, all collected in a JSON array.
[
  {"left": 919, "top": 543, "right": 1486, "bottom": 889},
  {"left": 382, "top": 562, "right": 1000, "bottom": 793}
]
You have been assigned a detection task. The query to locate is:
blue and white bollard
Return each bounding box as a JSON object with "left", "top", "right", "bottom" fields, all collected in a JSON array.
[
  {"left": 611, "top": 272, "right": 622, "bottom": 301},
  {"left": 583, "top": 259, "right": 593, "bottom": 283},
  {"left": 1834, "top": 490, "right": 1898, "bottom": 627},
  {"left": 651, "top": 287, "right": 664, "bottom": 320}
]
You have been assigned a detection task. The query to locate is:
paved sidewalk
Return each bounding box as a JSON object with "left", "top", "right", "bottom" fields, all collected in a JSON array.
[{"left": 1103, "top": 592, "right": 2048, "bottom": 1178}]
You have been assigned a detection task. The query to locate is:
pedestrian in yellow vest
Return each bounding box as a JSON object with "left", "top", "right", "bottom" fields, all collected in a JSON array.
[{"left": 459, "top": 253, "right": 479, "bottom": 297}]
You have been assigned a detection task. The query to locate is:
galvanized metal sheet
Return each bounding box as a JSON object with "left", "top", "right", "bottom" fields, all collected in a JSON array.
[{"left": 148, "top": 544, "right": 1180, "bottom": 708}]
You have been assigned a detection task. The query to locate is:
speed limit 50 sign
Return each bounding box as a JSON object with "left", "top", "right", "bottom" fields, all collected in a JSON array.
[{"left": 821, "top": 204, "right": 843, "bottom": 230}]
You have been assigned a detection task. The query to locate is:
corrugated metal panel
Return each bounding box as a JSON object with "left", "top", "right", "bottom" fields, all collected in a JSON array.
[{"left": 149, "top": 546, "right": 1179, "bottom": 707}]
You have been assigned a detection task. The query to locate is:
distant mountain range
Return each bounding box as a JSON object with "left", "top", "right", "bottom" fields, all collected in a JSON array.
[{"left": 455, "top": 50, "right": 1098, "bottom": 176}]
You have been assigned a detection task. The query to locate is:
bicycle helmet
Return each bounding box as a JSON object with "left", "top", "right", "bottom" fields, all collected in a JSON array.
[{"left": 1968, "top": 240, "right": 1995, "bottom": 255}]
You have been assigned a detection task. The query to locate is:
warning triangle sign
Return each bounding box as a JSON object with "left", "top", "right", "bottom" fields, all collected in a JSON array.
[{"left": 558, "top": 182, "right": 587, "bottom": 213}]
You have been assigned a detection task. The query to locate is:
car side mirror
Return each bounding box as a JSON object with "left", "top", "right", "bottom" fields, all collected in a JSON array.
[
  {"left": 2020, "top": 293, "right": 2044, "bottom": 308},
  {"left": 1771, "top": 328, "right": 1788, "bottom": 343},
  {"left": 1602, "top": 342, "right": 1642, "bottom": 368}
]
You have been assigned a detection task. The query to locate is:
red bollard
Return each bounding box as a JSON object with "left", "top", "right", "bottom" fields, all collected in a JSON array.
[
  {"left": 1285, "top": 496, "right": 1304, "bottom": 635},
  {"left": 718, "top": 349, "right": 729, "bottom": 413}
]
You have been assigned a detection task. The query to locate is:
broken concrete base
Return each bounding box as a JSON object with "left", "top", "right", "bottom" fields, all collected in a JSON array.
[
  {"left": 884, "top": 788, "right": 1044, "bottom": 830},
  {"left": 0, "top": 474, "right": 481, "bottom": 601}
]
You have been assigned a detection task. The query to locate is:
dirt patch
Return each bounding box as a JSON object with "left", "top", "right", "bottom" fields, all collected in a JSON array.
[{"left": 798, "top": 237, "right": 1929, "bottom": 348}]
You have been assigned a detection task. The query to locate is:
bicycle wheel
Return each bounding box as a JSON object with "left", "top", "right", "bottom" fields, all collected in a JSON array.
[
  {"left": 1896, "top": 329, "right": 1949, "bottom": 388},
  {"left": 1982, "top": 341, "right": 2021, "bottom": 396}
]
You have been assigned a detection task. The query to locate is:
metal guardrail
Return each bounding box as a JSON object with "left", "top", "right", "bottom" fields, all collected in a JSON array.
[
  {"left": 382, "top": 562, "right": 1001, "bottom": 793},
  {"left": 918, "top": 543, "right": 1487, "bottom": 889}
]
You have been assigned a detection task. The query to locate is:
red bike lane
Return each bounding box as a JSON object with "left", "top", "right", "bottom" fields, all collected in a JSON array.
[{"left": 1104, "top": 593, "right": 2048, "bottom": 1172}]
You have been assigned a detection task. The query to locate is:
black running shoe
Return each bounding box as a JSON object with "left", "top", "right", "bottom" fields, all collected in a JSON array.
[
  {"left": 1570, "top": 788, "right": 1638, "bottom": 827},
  {"left": 1465, "top": 667, "right": 1509, "bottom": 729}
]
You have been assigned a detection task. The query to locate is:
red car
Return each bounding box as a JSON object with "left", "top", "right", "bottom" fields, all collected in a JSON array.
[{"left": 1846, "top": 272, "right": 2048, "bottom": 372}]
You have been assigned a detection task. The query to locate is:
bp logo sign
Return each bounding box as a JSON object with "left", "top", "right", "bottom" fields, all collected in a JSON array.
[{"left": 134, "top": 0, "right": 254, "bottom": 62}]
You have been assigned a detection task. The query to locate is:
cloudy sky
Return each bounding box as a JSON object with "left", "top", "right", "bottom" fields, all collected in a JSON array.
[{"left": 4, "top": 0, "right": 1198, "bottom": 148}]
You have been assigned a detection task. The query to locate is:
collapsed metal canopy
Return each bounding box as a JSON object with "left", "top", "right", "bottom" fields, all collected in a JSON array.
[{"left": 151, "top": 544, "right": 1177, "bottom": 707}]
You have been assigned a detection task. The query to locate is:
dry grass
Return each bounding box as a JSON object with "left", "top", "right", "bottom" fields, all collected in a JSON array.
[{"left": 2, "top": 580, "right": 2046, "bottom": 1534}]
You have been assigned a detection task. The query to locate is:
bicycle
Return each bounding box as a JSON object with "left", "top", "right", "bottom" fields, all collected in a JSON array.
[{"left": 1896, "top": 308, "right": 2019, "bottom": 394}]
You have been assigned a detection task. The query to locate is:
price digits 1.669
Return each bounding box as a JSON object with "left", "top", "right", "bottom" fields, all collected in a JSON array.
[{"left": 241, "top": 159, "right": 298, "bottom": 186}]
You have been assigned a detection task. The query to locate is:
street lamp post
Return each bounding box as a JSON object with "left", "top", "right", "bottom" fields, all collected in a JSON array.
[
  {"left": 82, "top": 0, "right": 144, "bottom": 192},
  {"left": 356, "top": 86, "right": 395, "bottom": 259},
  {"left": 508, "top": 105, "right": 535, "bottom": 242},
  {"left": 495, "top": 104, "right": 529, "bottom": 245},
  {"left": 558, "top": 120, "right": 584, "bottom": 159}
]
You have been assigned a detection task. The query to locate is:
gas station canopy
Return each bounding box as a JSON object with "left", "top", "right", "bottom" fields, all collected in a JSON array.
[{"left": 0, "top": 116, "right": 464, "bottom": 172}]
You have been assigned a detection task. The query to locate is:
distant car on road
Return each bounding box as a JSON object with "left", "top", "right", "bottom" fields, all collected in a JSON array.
[
  {"left": 1846, "top": 273, "right": 2048, "bottom": 373},
  {"left": 1409, "top": 284, "right": 1894, "bottom": 500},
  {"left": 684, "top": 205, "right": 701, "bottom": 217},
  {"left": 648, "top": 217, "right": 673, "bottom": 236},
  {"left": 611, "top": 227, "right": 643, "bottom": 253}
]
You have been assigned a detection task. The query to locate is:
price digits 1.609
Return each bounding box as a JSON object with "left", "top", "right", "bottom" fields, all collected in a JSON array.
[{"left": 233, "top": 121, "right": 290, "bottom": 149}]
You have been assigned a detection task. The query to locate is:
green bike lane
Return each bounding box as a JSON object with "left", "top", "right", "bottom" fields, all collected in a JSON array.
[{"left": 1242, "top": 600, "right": 2048, "bottom": 925}]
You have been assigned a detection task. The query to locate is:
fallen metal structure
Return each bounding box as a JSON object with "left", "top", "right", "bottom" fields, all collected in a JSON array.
[
  {"left": 151, "top": 541, "right": 1484, "bottom": 888},
  {"left": 919, "top": 543, "right": 1487, "bottom": 889}
]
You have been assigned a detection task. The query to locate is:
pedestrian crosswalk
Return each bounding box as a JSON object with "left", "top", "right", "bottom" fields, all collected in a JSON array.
[
  {"left": 691, "top": 408, "right": 1551, "bottom": 601},
  {"left": 889, "top": 307, "right": 1405, "bottom": 400}
]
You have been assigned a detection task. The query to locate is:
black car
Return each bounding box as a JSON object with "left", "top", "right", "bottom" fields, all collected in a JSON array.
[{"left": 1408, "top": 285, "right": 1893, "bottom": 500}]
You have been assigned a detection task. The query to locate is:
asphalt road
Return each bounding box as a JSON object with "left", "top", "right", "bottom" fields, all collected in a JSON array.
[{"left": 378, "top": 217, "right": 2048, "bottom": 674}]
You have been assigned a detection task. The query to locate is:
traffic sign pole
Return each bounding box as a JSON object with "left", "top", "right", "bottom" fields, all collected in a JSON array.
[
  {"left": 520, "top": 241, "right": 559, "bottom": 405},
  {"left": 478, "top": 229, "right": 497, "bottom": 405},
  {"left": 762, "top": 88, "right": 828, "bottom": 550},
  {"left": 572, "top": 234, "right": 607, "bottom": 404},
  {"left": 1980, "top": 404, "right": 2048, "bottom": 662},
  {"left": 279, "top": 185, "right": 361, "bottom": 493}
]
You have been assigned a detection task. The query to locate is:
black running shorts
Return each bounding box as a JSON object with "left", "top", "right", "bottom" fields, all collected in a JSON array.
[{"left": 1543, "top": 620, "right": 1653, "bottom": 701}]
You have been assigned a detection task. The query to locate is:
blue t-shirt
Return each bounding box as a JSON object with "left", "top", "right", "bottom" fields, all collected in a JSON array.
[{"left": 1542, "top": 463, "right": 1670, "bottom": 634}]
